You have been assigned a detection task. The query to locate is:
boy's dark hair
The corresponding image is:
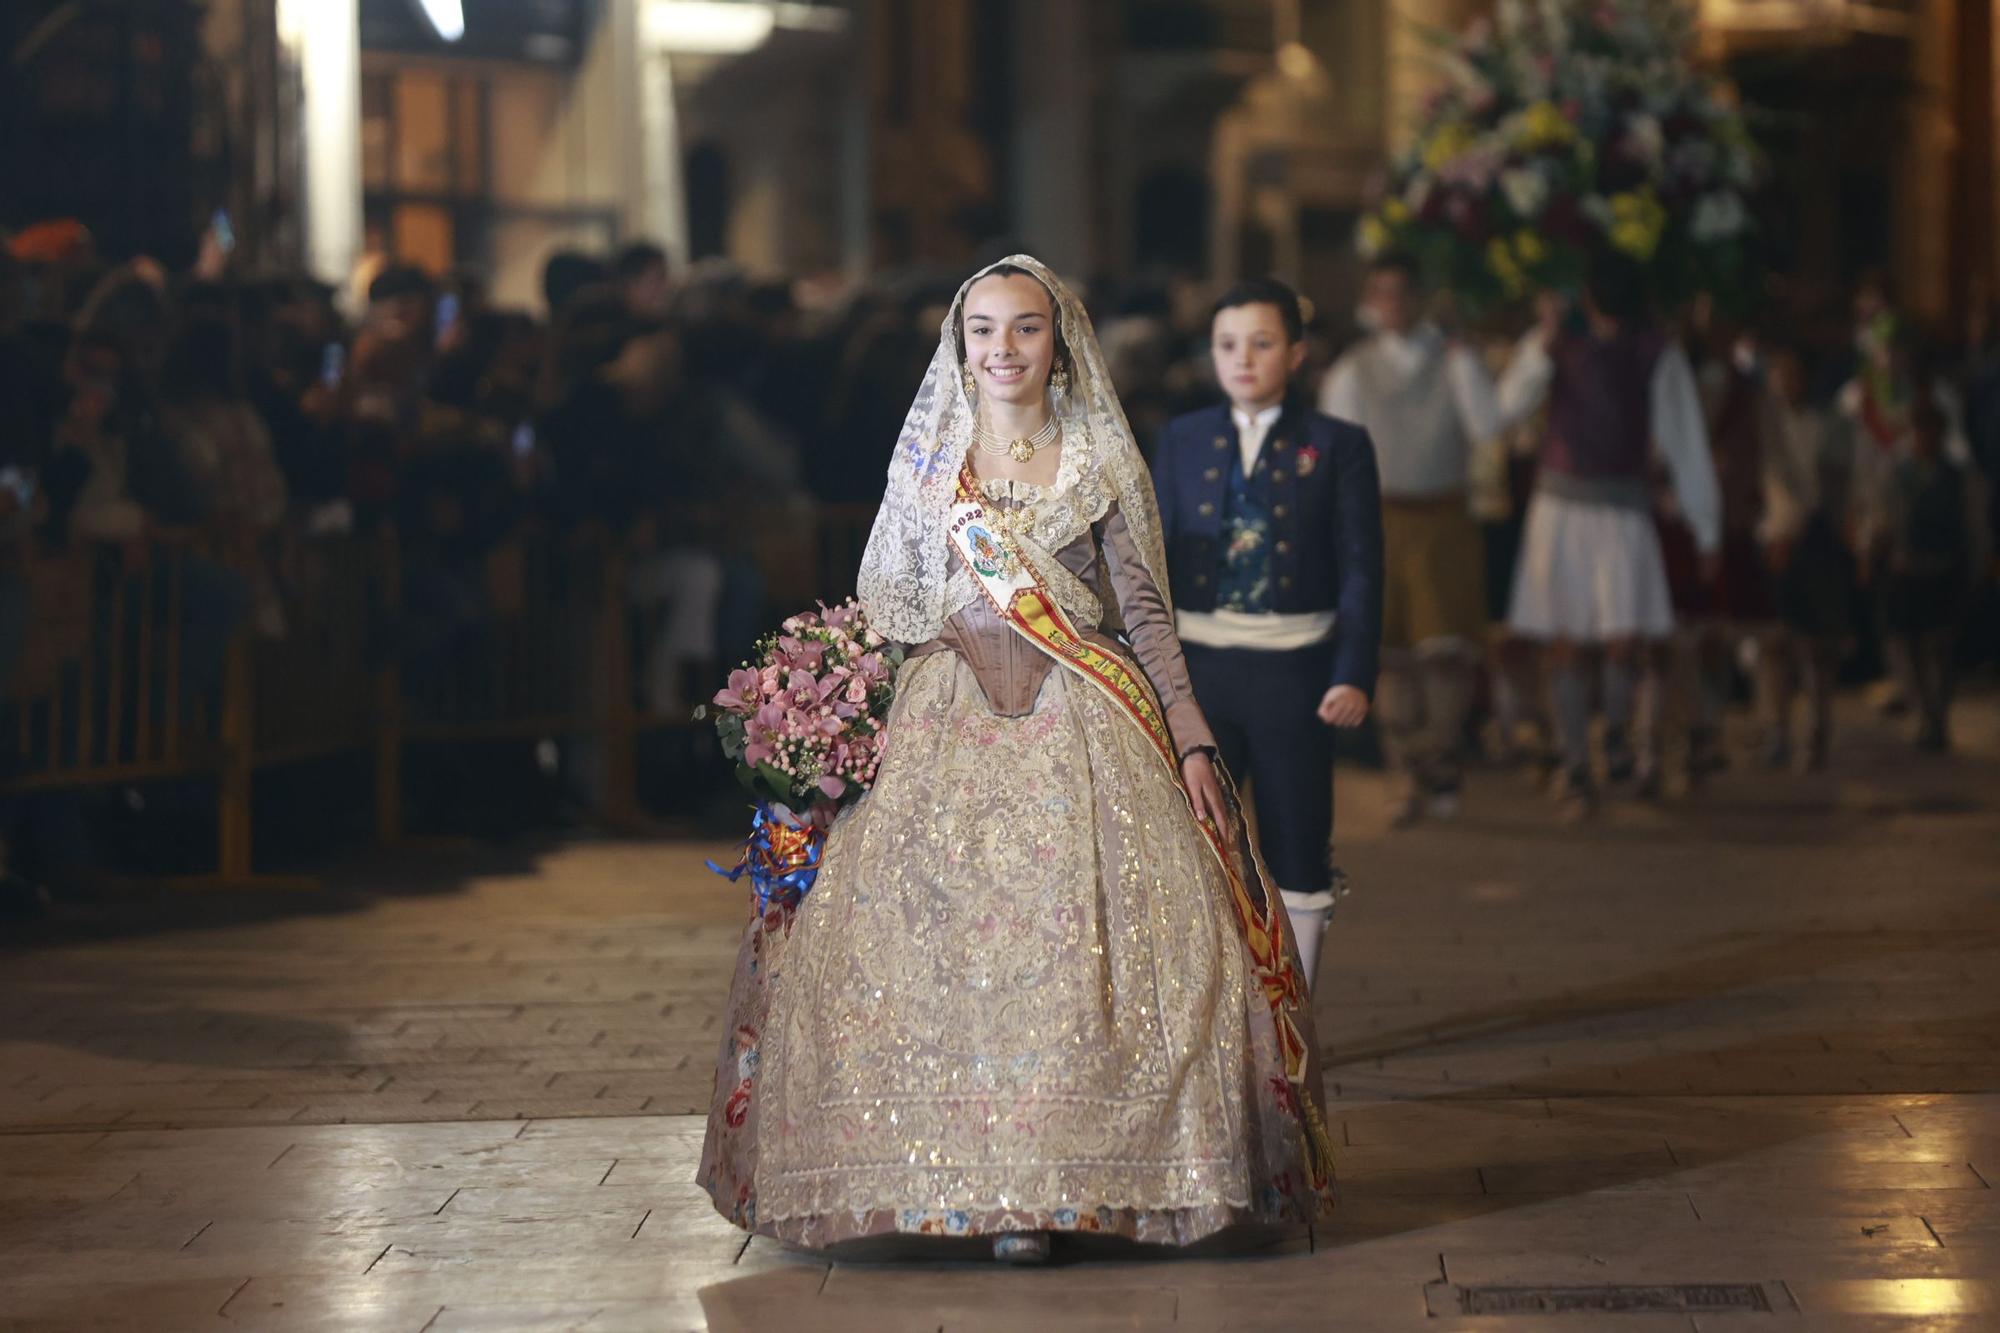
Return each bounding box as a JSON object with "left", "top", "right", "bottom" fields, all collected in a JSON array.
[
  {"left": 613, "top": 242, "right": 668, "bottom": 282},
  {"left": 1366, "top": 252, "right": 1422, "bottom": 286},
  {"left": 542, "top": 250, "right": 608, "bottom": 317},
  {"left": 368, "top": 263, "right": 434, "bottom": 306},
  {"left": 1211, "top": 277, "right": 1304, "bottom": 343},
  {"left": 1582, "top": 253, "right": 1649, "bottom": 323}
]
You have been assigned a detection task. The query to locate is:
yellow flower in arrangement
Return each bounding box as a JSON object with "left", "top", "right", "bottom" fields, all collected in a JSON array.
[
  {"left": 1512, "top": 229, "right": 1547, "bottom": 267},
  {"left": 1382, "top": 197, "right": 1412, "bottom": 225},
  {"left": 1422, "top": 121, "right": 1479, "bottom": 171},
  {"left": 1358, "top": 214, "right": 1392, "bottom": 257},
  {"left": 1517, "top": 100, "right": 1575, "bottom": 150},
  {"left": 1486, "top": 237, "right": 1528, "bottom": 298},
  {"left": 1607, "top": 189, "right": 1666, "bottom": 260}
]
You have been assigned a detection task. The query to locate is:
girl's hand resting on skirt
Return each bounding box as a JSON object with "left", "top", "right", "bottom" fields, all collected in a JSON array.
[{"left": 1182, "top": 750, "right": 1228, "bottom": 830}]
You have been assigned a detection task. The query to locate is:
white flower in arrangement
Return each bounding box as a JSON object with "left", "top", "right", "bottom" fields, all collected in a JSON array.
[
  {"left": 1537, "top": 0, "right": 1571, "bottom": 49},
  {"left": 1500, "top": 166, "right": 1550, "bottom": 218},
  {"left": 1622, "top": 113, "right": 1664, "bottom": 168},
  {"left": 1372, "top": 0, "right": 1762, "bottom": 309},
  {"left": 1690, "top": 191, "right": 1749, "bottom": 241},
  {"left": 1439, "top": 51, "right": 1481, "bottom": 90}
]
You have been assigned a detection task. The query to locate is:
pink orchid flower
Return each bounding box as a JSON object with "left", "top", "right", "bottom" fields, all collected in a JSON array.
[
  {"left": 776, "top": 635, "right": 829, "bottom": 673},
  {"left": 712, "top": 667, "right": 762, "bottom": 713},
  {"left": 743, "top": 702, "right": 788, "bottom": 767}
]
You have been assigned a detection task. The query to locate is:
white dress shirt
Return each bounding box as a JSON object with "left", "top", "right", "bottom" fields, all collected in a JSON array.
[
  {"left": 1232, "top": 403, "right": 1283, "bottom": 478},
  {"left": 1319, "top": 326, "right": 1506, "bottom": 452}
]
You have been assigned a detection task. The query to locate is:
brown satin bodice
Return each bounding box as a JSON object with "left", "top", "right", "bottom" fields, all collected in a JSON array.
[{"left": 906, "top": 499, "right": 1214, "bottom": 755}]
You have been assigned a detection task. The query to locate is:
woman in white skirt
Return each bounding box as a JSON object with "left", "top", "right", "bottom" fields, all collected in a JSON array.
[{"left": 1498, "top": 265, "right": 1720, "bottom": 818}]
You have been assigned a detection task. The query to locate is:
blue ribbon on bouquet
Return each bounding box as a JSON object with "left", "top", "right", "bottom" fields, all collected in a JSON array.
[{"left": 706, "top": 800, "right": 825, "bottom": 911}]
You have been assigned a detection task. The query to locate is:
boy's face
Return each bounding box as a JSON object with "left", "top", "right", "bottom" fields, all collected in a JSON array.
[
  {"left": 1210, "top": 302, "right": 1304, "bottom": 412},
  {"left": 626, "top": 264, "right": 669, "bottom": 318},
  {"left": 1362, "top": 267, "right": 1418, "bottom": 335}
]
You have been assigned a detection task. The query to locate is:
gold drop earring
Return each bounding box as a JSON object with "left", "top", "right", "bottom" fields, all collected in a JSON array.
[
  {"left": 962, "top": 365, "right": 978, "bottom": 399},
  {"left": 1049, "top": 363, "right": 1069, "bottom": 400}
]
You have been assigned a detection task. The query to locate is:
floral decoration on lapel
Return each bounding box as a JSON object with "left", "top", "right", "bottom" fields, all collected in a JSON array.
[{"left": 1295, "top": 443, "right": 1321, "bottom": 477}]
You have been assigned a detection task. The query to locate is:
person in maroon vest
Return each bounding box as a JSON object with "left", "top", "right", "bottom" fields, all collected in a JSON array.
[{"left": 1498, "top": 259, "right": 1721, "bottom": 820}]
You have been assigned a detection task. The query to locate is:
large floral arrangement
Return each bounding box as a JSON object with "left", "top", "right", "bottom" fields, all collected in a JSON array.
[
  {"left": 1358, "top": 0, "right": 1760, "bottom": 314},
  {"left": 697, "top": 600, "right": 902, "bottom": 909}
]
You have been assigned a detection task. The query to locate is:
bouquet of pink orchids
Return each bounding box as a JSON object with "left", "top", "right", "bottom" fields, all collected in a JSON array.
[{"left": 697, "top": 600, "right": 901, "bottom": 908}]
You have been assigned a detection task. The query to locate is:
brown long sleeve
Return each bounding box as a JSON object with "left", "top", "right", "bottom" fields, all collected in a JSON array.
[{"left": 1094, "top": 502, "right": 1215, "bottom": 755}]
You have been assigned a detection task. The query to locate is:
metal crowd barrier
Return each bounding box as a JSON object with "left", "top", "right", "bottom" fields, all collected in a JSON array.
[{"left": 0, "top": 501, "right": 881, "bottom": 889}]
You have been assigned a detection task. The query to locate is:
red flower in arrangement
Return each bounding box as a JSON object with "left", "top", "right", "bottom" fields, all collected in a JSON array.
[
  {"left": 724, "top": 1078, "right": 754, "bottom": 1128},
  {"left": 1447, "top": 193, "right": 1488, "bottom": 239},
  {"left": 1543, "top": 194, "right": 1593, "bottom": 245}
]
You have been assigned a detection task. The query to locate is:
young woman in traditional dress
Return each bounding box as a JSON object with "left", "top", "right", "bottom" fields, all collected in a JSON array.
[{"left": 699, "top": 256, "right": 1337, "bottom": 1263}]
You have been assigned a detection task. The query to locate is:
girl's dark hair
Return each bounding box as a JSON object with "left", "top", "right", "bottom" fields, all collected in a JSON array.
[
  {"left": 956, "top": 263, "right": 1073, "bottom": 377},
  {"left": 1211, "top": 277, "right": 1304, "bottom": 343}
]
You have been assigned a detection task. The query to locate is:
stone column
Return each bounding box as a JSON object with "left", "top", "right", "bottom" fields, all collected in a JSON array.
[
  {"left": 278, "top": 0, "right": 363, "bottom": 290},
  {"left": 639, "top": 50, "right": 689, "bottom": 266},
  {"left": 1011, "top": 0, "right": 1095, "bottom": 276},
  {"left": 1897, "top": 0, "right": 1958, "bottom": 324}
]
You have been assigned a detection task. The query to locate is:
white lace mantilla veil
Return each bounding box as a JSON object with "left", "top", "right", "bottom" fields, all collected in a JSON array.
[{"left": 854, "top": 254, "right": 1172, "bottom": 644}]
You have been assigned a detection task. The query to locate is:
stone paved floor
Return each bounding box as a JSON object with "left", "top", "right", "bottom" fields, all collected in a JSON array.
[{"left": 2, "top": 696, "right": 1997, "bottom": 1331}]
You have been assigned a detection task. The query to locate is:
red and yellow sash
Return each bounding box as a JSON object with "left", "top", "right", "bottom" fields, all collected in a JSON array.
[{"left": 949, "top": 461, "right": 1337, "bottom": 1189}]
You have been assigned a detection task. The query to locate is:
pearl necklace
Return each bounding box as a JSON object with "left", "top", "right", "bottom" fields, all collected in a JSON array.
[{"left": 973, "top": 415, "right": 1060, "bottom": 464}]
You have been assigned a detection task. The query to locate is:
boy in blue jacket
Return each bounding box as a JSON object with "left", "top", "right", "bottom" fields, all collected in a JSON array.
[{"left": 1154, "top": 278, "right": 1383, "bottom": 989}]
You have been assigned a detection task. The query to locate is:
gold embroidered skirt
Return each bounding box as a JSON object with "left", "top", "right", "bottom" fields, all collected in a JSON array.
[{"left": 697, "top": 650, "right": 1335, "bottom": 1247}]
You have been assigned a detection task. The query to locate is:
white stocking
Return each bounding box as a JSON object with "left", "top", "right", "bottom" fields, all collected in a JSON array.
[{"left": 1281, "top": 889, "right": 1336, "bottom": 993}]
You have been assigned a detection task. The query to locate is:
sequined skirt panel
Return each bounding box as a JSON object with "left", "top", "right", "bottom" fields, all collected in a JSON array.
[{"left": 698, "top": 651, "right": 1334, "bottom": 1247}]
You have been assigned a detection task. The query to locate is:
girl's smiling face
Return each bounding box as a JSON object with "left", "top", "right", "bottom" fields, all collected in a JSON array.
[{"left": 962, "top": 273, "right": 1057, "bottom": 406}]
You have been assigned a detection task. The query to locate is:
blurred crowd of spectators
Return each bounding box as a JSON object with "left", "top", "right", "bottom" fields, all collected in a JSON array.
[{"left": 1, "top": 216, "right": 1995, "bottom": 905}]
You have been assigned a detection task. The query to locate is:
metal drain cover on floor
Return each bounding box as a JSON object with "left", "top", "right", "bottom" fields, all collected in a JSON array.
[{"left": 1427, "top": 1282, "right": 1779, "bottom": 1316}]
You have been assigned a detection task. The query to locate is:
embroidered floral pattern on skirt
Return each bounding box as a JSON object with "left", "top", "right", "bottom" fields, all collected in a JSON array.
[{"left": 697, "top": 650, "right": 1336, "bottom": 1248}]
